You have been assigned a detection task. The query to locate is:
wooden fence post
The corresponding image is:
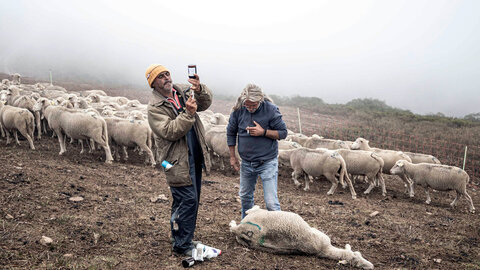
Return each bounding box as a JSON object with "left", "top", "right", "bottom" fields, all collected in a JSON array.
[
  {"left": 463, "top": 146, "right": 468, "bottom": 170},
  {"left": 297, "top": 108, "right": 302, "bottom": 134}
]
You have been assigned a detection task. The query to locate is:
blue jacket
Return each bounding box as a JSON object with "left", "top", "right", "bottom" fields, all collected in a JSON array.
[{"left": 227, "top": 101, "right": 288, "bottom": 162}]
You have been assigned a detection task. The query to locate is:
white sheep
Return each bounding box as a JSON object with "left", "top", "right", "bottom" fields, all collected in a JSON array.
[
  {"left": 285, "top": 133, "right": 309, "bottom": 146},
  {"left": 12, "top": 95, "right": 42, "bottom": 139},
  {"left": 282, "top": 148, "right": 357, "bottom": 199},
  {"left": 0, "top": 102, "right": 35, "bottom": 149},
  {"left": 390, "top": 160, "right": 475, "bottom": 213},
  {"left": 103, "top": 116, "right": 155, "bottom": 166},
  {"left": 304, "top": 137, "right": 350, "bottom": 150},
  {"left": 336, "top": 149, "right": 386, "bottom": 196},
  {"left": 229, "top": 206, "right": 374, "bottom": 269},
  {"left": 204, "top": 129, "right": 237, "bottom": 171},
  {"left": 11, "top": 73, "right": 21, "bottom": 85},
  {"left": 350, "top": 137, "right": 414, "bottom": 197},
  {"left": 403, "top": 151, "right": 441, "bottom": 164},
  {"left": 34, "top": 99, "right": 113, "bottom": 163}
]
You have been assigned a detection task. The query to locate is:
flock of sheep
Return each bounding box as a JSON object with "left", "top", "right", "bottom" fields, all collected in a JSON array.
[{"left": 0, "top": 74, "right": 476, "bottom": 269}]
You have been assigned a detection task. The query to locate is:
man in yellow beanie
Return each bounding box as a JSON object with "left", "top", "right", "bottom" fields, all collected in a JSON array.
[{"left": 146, "top": 64, "right": 215, "bottom": 257}]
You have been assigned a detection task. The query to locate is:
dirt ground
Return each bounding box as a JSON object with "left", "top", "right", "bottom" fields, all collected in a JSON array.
[{"left": 1, "top": 109, "right": 480, "bottom": 269}]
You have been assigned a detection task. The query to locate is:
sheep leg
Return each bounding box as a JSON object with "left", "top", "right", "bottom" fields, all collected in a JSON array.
[
  {"left": 88, "top": 139, "right": 95, "bottom": 153},
  {"left": 91, "top": 134, "right": 113, "bottom": 164},
  {"left": 364, "top": 178, "right": 375, "bottom": 195},
  {"left": 399, "top": 174, "right": 414, "bottom": 197},
  {"left": 219, "top": 156, "right": 225, "bottom": 171},
  {"left": 378, "top": 173, "right": 387, "bottom": 196},
  {"left": 122, "top": 146, "right": 129, "bottom": 160},
  {"left": 343, "top": 173, "right": 357, "bottom": 199},
  {"left": 139, "top": 144, "right": 156, "bottom": 167},
  {"left": 325, "top": 173, "right": 338, "bottom": 195},
  {"left": 303, "top": 174, "right": 310, "bottom": 191},
  {"left": 292, "top": 170, "right": 302, "bottom": 188},
  {"left": 79, "top": 140, "right": 84, "bottom": 154},
  {"left": 18, "top": 128, "right": 35, "bottom": 150},
  {"left": 14, "top": 131, "right": 20, "bottom": 145},
  {"left": 56, "top": 130, "right": 66, "bottom": 155},
  {"left": 462, "top": 191, "right": 475, "bottom": 213},
  {"left": 69, "top": 136, "right": 74, "bottom": 144},
  {"left": 34, "top": 111, "right": 41, "bottom": 139},
  {"left": 5, "top": 129, "right": 11, "bottom": 144},
  {"left": 425, "top": 188, "right": 431, "bottom": 205}
]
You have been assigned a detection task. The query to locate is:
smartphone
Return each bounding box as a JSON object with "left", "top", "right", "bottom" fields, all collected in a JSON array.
[{"left": 188, "top": 65, "right": 197, "bottom": 79}]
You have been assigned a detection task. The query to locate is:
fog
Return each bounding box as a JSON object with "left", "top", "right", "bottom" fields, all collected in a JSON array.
[{"left": 1, "top": 0, "right": 479, "bottom": 117}]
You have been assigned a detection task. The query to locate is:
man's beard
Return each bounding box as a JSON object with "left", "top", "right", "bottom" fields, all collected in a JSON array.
[{"left": 160, "top": 81, "right": 172, "bottom": 92}]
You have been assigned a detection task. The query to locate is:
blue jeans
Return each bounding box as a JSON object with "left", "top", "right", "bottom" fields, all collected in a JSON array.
[{"left": 239, "top": 157, "right": 281, "bottom": 218}]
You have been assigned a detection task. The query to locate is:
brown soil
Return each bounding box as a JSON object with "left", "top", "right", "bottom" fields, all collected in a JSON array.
[{"left": 1, "top": 107, "right": 480, "bottom": 269}]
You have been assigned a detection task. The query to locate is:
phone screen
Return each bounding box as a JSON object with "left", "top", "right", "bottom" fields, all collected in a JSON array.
[{"left": 188, "top": 65, "right": 197, "bottom": 79}]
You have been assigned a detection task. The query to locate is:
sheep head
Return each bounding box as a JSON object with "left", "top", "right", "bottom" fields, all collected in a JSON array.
[{"left": 390, "top": 160, "right": 405, "bottom": 175}]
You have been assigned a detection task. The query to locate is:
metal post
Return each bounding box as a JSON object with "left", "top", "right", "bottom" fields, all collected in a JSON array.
[
  {"left": 49, "top": 70, "right": 53, "bottom": 85},
  {"left": 463, "top": 146, "right": 468, "bottom": 170},
  {"left": 297, "top": 108, "right": 302, "bottom": 134}
]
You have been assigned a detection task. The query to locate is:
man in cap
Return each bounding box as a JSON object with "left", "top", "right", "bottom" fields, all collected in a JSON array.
[
  {"left": 227, "top": 83, "right": 288, "bottom": 218},
  {"left": 146, "top": 64, "right": 213, "bottom": 256}
]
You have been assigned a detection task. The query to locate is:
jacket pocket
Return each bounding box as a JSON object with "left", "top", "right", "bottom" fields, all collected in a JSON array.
[{"left": 165, "top": 160, "right": 191, "bottom": 186}]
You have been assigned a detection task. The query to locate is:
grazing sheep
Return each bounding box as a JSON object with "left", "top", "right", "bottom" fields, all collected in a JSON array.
[
  {"left": 285, "top": 133, "right": 309, "bottom": 146},
  {"left": 205, "top": 129, "right": 237, "bottom": 171},
  {"left": 278, "top": 140, "right": 301, "bottom": 150},
  {"left": 81, "top": 89, "right": 107, "bottom": 97},
  {"left": 104, "top": 117, "right": 155, "bottom": 166},
  {"left": 0, "top": 102, "right": 35, "bottom": 149},
  {"left": 403, "top": 151, "right": 441, "bottom": 164},
  {"left": 12, "top": 95, "right": 42, "bottom": 139},
  {"left": 350, "top": 137, "right": 414, "bottom": 197},
  {"left": 304, "top": 137, "right": 350, "bottom": 150},
  {"left": 11, "top": 73, "right": 21, "bottom": 85},
  {"left": 210, "top": 113, "right": 228, "bottom": 125},
  {"left": 34, "top": 99, "right": 113, "bottom": 163},
  {"left": 390, "top": 160, "right": 475, "bottom": 213},
  {"left": 336, "top": 149, "right": 386, "bottom": 196},
  {"left": 229, "top": 206, "right": 374, "bottom": 269},
  {"left": 282, "top": 148, "right": 357, "bottom": 199}
]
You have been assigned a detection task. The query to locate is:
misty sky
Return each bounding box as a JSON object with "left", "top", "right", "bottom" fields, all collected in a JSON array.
[{"left": 1, "top": 0, "right": 479, "bottom": 117}]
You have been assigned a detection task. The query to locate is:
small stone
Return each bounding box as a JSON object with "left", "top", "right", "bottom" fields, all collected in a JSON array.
[
  {"left": 338, "top": 260, "right": 348, "bottom": 265},
  {"left": 79, "top": 176, "right": 85, "bottom": 180},
  {"left": 64, "top": 253, "right": 73, "bottom": 258},
  {"left": 69, "top": 196, "right": 84, "bottom": 202},
  {"left": 6, "top": 214, "right": 14, "bottom": 220},
  {"left": 93, "top": 233, "right": 100, "bottom": 244},
  {"left": 304, "top": 202, "right": 309, "bottom": 205},
  {"left": 426, "top": 212, "right": 433, "bottom": 215},
  {"left": 66, "top": 170, "right": 72, "bottom": 173},
  {"left": 14, "top": 166, "right": 23, "bottom": 170},
  {"left": 369, "top": 211, "right": 380, "bottom": 217},
  {"left": 150, "top": 194, "right": 168, "bottom": 203},
  {"left": 434, "top": 258, "right": 442, "bottom": 263},
  {"left": 36, "top": 206, "right": 42, "bottom": 210},
  {"left": 40, "top": 236, "right": 53, "bottom": 246}
]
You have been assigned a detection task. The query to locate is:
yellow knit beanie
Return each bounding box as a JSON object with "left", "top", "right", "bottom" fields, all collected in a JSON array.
[{"left": 145, "top": 64, "right": 169, "bottom": 87}]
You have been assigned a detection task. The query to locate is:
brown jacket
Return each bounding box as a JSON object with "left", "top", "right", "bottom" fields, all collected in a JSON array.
[{"left": 147, "top": 83, "right": 212, "bottom": 187}]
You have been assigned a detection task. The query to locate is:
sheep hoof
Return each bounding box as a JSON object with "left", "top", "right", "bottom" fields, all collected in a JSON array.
[
  {"left": 425, "top": 200, "right": 431, "bottom": 205},
  {"left": 352, "top": 195, "right": 357, "bottom": 200},
  {"left": 105, "top": 160, "right": 113, "bottom": 164},
  {"left": 470, "top": 209, "right": 475, "bottom": 214},
  {"left": 363, "top": 190, "right": 370, "bottom": 195},
  {"left": 303, "top": 187, "right": 309, "bottom": 191}
]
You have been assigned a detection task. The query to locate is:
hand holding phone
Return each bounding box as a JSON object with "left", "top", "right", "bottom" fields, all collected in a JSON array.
[{"left": 188, "top": 65, "right": 197, "bottom": 79}]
